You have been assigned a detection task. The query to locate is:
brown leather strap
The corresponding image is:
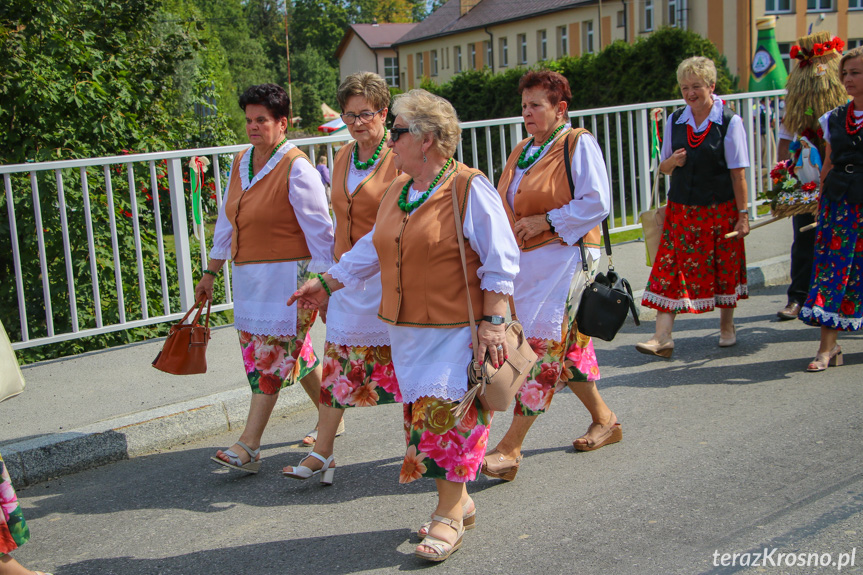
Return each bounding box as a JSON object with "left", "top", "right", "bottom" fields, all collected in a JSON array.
[{"left": 451, "top": 170, "right": 482, "bottom": 373}]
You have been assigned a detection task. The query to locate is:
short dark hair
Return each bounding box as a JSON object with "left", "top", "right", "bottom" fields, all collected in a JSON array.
[
  {"left": 518, "top": 70, "right": 572, "bottom": 107},
  {"left": 238, "top": 84, "right": 291, "bottom": 120}
]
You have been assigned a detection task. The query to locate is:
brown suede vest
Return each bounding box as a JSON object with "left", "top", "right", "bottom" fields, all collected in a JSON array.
[
  {"left": 224, "top": 147, "right": 312, "bottom": 265},
  {"left": 497, "top": 127, "right": 601, "bottom": 251},
  {"left": 374, "top": 163, "right": 484, "bottom": 327},
  {"left": 331, "top": 142, "right": 398, "bottom": 261}
]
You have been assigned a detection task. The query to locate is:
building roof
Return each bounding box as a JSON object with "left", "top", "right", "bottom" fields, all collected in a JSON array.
[
  {"left": 335, "top": 23, "right": 418, "bottom": 59},
  {"left": 394, "top": 0, "right": 595, "bottom": 46}
]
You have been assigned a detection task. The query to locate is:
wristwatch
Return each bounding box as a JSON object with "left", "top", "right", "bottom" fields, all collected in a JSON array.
[{"left": 481, "top": 315, "right": 506, "bottom": 325}]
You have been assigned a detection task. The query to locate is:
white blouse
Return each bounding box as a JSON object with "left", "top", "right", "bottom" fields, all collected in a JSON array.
[
  {"left": 820, "top": 107, "right": 863, "bottom": 145},
  {"left": 329, "top": 171, "right": 520, "bottom": 403},
  {"left": 210, "top": 142, "right": 335, "bottom": 336},
  {"left": 661, "top": 94, "right": 750, "bottom": 169},
  {"left": 506, "top": 126, "right": 610, "bottom": 341},
  {"left": 326, "top": 153, "right": 390, "bottom": 347}
]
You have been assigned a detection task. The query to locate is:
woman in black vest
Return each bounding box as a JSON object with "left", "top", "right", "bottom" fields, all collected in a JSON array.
[
  {"left": 636, "top": 57, "right": 751, "bottom": 358},
  {"left": 799, "top": 46, "right": 863, "bottom": 371}
]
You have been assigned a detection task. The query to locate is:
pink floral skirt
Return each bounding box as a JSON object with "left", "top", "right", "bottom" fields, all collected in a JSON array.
[
  {"left": 238, "top": 308, "right": 319, "bottom": 395},
  {"left": 514, "top": 287, "right": 600, "bottom": 417},
  {"left": 320, "top": 342, "right": 402, "bottom": 408},
  {"left": 400, "top": 395, "right": 492, "bottom": 484},
  {"left": 1, "top": 452, "right": 29, "bottom": 555}
]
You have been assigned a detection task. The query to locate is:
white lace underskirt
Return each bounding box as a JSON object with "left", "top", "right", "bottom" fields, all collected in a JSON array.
[
  {"left": 800, "top": 305, "right": 863, "bottom": 331},
  {"left": 325, "top": 272, "right": 390, "bottom": 347},
  {"left": 642, "top": 284, "right": 748, "bottom": 312},
  {"left": 231, "top": 260, "right": 302, "bottom": 336},
  {"left": 387, "top": 324, "right": 472, "bottom": 404}
]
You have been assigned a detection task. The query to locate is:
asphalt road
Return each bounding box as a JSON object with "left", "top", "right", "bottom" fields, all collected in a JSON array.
[{"left": 12, "top": 285, "right": 863, "bottom": 575}]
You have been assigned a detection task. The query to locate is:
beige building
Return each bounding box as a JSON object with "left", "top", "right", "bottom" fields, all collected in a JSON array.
[
  {"left": 335, "top": 23, "right": 417, "bottom": 88},
  {"left": 386, "top": 0, "right": 863, "bottom": 92}
]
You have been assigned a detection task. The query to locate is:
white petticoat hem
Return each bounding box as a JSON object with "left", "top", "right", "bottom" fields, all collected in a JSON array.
[
  {"left": 642, "top": 284, "right": 748, "bottom": 311},
  {"left": 233, "top": 318, "right": 298, "bottom": 337},
  {"left": 800, "top": 306, "right": 863, "bottom": 331}
]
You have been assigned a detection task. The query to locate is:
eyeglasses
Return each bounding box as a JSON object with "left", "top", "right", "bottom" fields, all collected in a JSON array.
[
  {"left": 340, "top": 108, "right": 384, "bottom": 125},
  {"left": 389, "top": 127, "right": 411, "bottom": 142}
]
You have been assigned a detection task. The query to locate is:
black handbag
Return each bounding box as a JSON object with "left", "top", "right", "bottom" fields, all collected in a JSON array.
[
  {"left": 575, "top": 222, "right": 640, "bottom": 341},
  {"left": 562, "top": 136, "right": 640, "bottom": 342}
]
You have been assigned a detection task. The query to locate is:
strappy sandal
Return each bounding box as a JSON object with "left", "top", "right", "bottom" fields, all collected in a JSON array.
[
  {"left": 806, "top": 345, "right": 843, "bottom": 372},
  {"left": 417, "top": 501, "right": 476, "bottom": 538},
  {"left": 414, "top": 515, "right": 464, "bottom": 562},
  {"left": 282, "top": 452, "right": 336, "bottom": 485},
  {"left": 481, "top": 450, "right": 523, "bottom": 481},
  {"left": 573, "top": 412, "right": 623, "bottom": 452},
  {"left": 302, "top": 418, "right": 346, "bottom": 446},
  {"left": 210, "top": 441, "right": 262, "bottom": 473}
]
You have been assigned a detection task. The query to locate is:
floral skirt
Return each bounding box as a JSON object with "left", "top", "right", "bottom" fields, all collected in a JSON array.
[
  {"left": 515, "top": 285, "right": 600, "bottom": 417},
  {"left": 0, "top": 453, "right": 30, "bottom": 555},
  {"left": 400, "top": 395, "right": 492, "bottom": 484},
  {"left": 320, "top": 342, "right": 402, "bottom": 408},
  {"left": 800, "top": 197, "right": 863, "bottom": 331},
  {"left": 642, "top": 199, "right": 748, "bottom": 313},
  {"left": 238, "top": 308, "right": 319, "bottom": 395}
]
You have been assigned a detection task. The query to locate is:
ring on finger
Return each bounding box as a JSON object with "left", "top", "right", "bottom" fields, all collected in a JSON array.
[{"left": 496, "top": 344, "right": 503, "bottom": 351}]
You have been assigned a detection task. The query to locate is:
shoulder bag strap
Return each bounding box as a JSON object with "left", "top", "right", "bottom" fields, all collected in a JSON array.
[{"left": 451, "top": 171, "right": 483, "bottom": 385}]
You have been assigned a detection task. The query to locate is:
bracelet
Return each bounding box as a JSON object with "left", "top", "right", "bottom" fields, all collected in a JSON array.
[
  {"left": 739, "top": 209, "right": 749, "bottom": 214},
  {"left": 315, "top": 273, "right": 333, "bottom": 296},
  {"left": 202, "top": 269, "right": 218, "bottom": 277}
]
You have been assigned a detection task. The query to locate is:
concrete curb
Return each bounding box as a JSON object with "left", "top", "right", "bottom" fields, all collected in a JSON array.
[
  {"left": 4, "top": 385, "right": 312, "bottom": 487},
  {"left": 5, "top": 255, "right": 790, "bottom": 487}
]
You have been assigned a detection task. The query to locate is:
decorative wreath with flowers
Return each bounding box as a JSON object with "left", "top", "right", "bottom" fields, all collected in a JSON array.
[
  {"left": 790, "top": 36, "right": 845, "bottom": 67},
  {"left": 764, "top": 160, "right": 819, "bottom": 217}
]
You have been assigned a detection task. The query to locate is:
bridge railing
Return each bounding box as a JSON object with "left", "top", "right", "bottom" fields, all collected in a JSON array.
[{"left": 1, "top": 89, "right": 785, "bottom": 350}]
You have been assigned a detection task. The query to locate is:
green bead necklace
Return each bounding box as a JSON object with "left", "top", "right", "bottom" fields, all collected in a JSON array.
[
  {"left": 248, "top": 135, "right": 290, "bottom": 183},
  {"left": 352, "top": 130, "right": 387, "bottom": 170},
  {"left": 398, "top": 158, "right": 453, "bottom": 213},
  {"left": 516, "top": 124, "right": 566, "bottom": 169}
]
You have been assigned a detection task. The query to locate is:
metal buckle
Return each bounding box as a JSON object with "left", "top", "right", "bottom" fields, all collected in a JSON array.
[{"left": 845, "top": 164, "right": 855, "bottom": 174}]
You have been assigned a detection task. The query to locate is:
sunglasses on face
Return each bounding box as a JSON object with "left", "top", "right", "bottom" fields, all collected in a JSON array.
[
  {"left": 389, "top": 127, "right": 410, "bottom": 142},
  {"left": 340, "top": 108, "right": 384, "bottom": 124}
]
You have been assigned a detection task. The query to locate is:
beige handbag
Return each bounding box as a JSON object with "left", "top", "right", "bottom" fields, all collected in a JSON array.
[
  {"left": 639, "top": 160, "right": 666, "bottom": 267},
  {"left": 1, "top": 320, "right": 26, "bottom": 403},
  {"left": 450, "top": 171, "right": 537, "bottom": 417}
]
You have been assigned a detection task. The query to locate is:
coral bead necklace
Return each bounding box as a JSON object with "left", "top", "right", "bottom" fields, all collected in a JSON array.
[
  {"left": 686, "top": 122, "right": 713, "bottom": 148},
  {"left": 846, "top": 101, "right": 863, "bottom": 136}
]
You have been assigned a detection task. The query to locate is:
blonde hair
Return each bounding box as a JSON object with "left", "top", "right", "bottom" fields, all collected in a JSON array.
[
  {"left": 391, "top": 89, "right": 461, "bottom": 158},
  {"left": 784, "top": 31, "right": 847, "bottom": 137},
  {"left": 677, "top": 56, "right": 717, "bottom": 87},
  {"left": 336, "top": 72, "right": 391, "bottom": 112}
]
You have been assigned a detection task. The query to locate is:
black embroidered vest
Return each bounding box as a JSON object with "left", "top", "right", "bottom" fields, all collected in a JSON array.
[
  {"left": 668, "top": 106, "right": 736, "bottom": 206},
  {"left": 824, "top": 104, "right": 863, "bottom": 205}
]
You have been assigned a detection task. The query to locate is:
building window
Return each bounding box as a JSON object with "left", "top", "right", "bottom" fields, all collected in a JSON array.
[
  {"left": 765, "top": 0, "right": 792, "bottom": 12},
  {"left": 384, "top": 57, "right": 399, "bottom": 87},
  {"left": 777, "top": 42, "right": 791, "bottom": 73},
  {"left": 583, "top": 21, "right": 594, "bottom": 54},
  {"left": 470, "top": 43, "right": 476, "bottom": 69},
  {"left": 485, "top": 40, "right": 492, "bottom": 68},
  {"left": 617, "top": 10, "right": 625, "bottom": 27},
  {"left": 500, "top": 37, "right": 508, "bottom": 67},
  {"left": 807, "top": 0, "right": 833, "bottom": 10},
  {"left": 668, "top": 0, "right": 678, "bottom": 27},
  {"left": 416, "top": 52, "right": 423, "bottom": 77},
  {"left": 557, "top": 25, "right": 568, "bottom": 57},
  {"left": 849, "top": 0, "right": 863, "bottom": 9},
  {"left": 518, "top": 33, "right": 527, "bottom": 64},
  {"left": 455, "top": 45, "right": 462, "bottom": 73},
  {"left": 848, "top": 38, "right": 863, "bottom": 48},
  {"left": 643, "top": 0, "right": 654, "bottom": 31},
  {"left": 431, "top": 50, "right": 438, "bottom": 76},
  {"left": 538, "top": 29, "right": 548, "bottom": 61}
]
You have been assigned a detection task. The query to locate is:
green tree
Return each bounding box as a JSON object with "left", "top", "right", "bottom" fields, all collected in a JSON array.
[{"left": 292, "top": 44, "right": 339, "bottom": 128}]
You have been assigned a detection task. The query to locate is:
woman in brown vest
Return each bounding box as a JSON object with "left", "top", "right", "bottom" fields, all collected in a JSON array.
[
  {"left": 481, "top": 70, "right": 619, "bottom": 483},
  {"left": 290, "top": 89, "right": 520, "bottom": 561},
  {"left": 196, "top": 84, "right": 335, "bottom": 474},
  {"left": 637, "top": 57, "right": 750, "bottom": 358},
  {"left": 283, "top": 72, "right": 402, "bottom": 483}
]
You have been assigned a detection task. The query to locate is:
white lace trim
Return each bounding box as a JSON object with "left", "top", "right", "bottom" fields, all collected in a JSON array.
[
  {"left": 521, "top": 306, "right": 566, "bottom": 340},
  {"left": 800, "top": 305, "right": 863, "bottom": 331},
  {"left": 325, "top": 311, "right": 389, "bottom": 346},
  {"left": 326, "top": 332, "right": 392, "bottom": 347},
  {"left": 348, "top": 157, "right": 378, "bottom": 178},
  {"left": 308, "top": 258, "right": 335, "bottom": 274},
  {"left": 239, "top": 141, "right": 292, "bottom": 190},
  {"left": 329, "top": 264, "right": 365, "bottom": 291},
  {"left": 481, "top": 276, "right": 514, "bottom": 294},
  {"left": 398, "top": 367, "right": 467, "bottom": 404},
  {"left": 642, "top": 284, "right": 748, "bottom": 311},
  {"left": 234, "top": 317, "right": 297, "bottom": 337}
]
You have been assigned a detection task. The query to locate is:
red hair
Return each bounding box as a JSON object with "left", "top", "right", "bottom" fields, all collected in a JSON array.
[{"left": 518, "top": 70, "right": 572, "bottom": 107}]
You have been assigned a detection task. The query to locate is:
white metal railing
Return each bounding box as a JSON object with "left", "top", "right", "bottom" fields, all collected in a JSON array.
[{"left": 1, "top": 90, "right": 785, "bottom": 350}]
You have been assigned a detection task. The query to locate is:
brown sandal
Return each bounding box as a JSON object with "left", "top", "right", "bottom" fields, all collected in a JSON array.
[
  {"left": 480, "top": 450, "right": 523, "bottom": 481},
  {"left": 573, "top": 412, "right": 622, "bottom": 452}
]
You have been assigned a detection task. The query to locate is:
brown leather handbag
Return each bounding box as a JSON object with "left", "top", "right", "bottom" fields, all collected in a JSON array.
[
  {"left": 449, "top": 171, "right": 537, "bottom": 417},
  {"left": 152, "top": 297, "right": 211, "bottom": 375}
]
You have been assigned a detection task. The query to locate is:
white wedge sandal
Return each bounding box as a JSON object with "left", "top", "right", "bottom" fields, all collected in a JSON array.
[{"left": 282, "top": 452, "right": 335, "bottom": 485}]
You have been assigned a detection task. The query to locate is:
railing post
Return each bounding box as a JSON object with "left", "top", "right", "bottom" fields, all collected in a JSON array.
[
  {"left": 168, "top": 158, "right": 195, "bottom": 311},
  {"left": 635, "top": 108, "right": 651, "bottom": 215}
]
